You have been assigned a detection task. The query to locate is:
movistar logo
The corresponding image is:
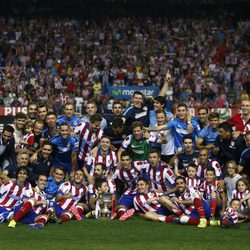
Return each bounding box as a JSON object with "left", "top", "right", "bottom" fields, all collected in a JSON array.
[{"left": 112, "top": 89, "right": 122, "bottom": 96}]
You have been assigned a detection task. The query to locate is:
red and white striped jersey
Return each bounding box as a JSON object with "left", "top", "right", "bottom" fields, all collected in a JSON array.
[
  {"left": 88, "top": 179, "right": 116, "bottom": 198},
  {"left": 74, "top": 122, "right": 103, "bottom": 161},
  {"left": 199, "top": 180, "right": 224, "bottom": 200},
  {"left": 142, "top": 161, "right": 176, "bottom": 192},
  {"left": 24, "top": 187, "right": 47, "bottom": 215},
  {"left": 111, "top": 162, "right": 144, "bottom": 195},
  {"left": 232, "top": 190, "right": 250, "bottom": 210},
  {"left": 185, "top": 176, "right": 201, "bottom": 189},
  {"left": 57, "top": 181, "right": 88, "bottom": 211},
  {"left": 133, "top": 190, "right": 162, "bottom": 213},
  {"left": 197, "top": 159, "right": 222, "bottom": 180},
  {"left": 225, "top": 207, "right": 238, "bottom": 224},
  {"left": 0, "top": 181, "right": 32, "bottom": 210},
  {"left": 176, "top": 187, "right": 201, "bottom": 215},
  {"left": 86, "top": 149, "right": 117, "bottom": 177}
]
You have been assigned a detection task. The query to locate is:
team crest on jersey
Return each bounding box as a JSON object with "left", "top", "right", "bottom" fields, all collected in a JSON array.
[{"left": 73, "top": 120, "right": 77, "bottom": 126}]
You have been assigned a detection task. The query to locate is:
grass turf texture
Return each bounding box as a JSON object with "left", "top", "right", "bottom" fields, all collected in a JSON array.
[{"left": 1, "top": 217, "right": 250, "bottom": 250}]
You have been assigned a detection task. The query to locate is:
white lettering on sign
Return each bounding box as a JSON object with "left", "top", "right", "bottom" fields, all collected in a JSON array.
[{"left": 4, "top": 107, "right": 27, "bottom": 116}]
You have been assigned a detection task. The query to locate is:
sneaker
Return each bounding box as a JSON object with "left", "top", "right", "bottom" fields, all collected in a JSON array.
[
  {"left": 0, "top": 212, "right": 10, "bottom": 222},
  {"left": 55, "top": 217, "right": 62, "bottom": 224},
  {"left": 210, "top": 220, "right": 220, "bottom": 226},
  {"left": 111, "top": 212, "right": 117, "bottom": 220},
  {"left": 197, "top": 218, "right": 207, "bottom": 228},
  {"left": 28, "top": 223, "right": 44, "bottom": 229},
  {"left": 48, "top": 212, "right": 57, "bottom": 223},
  {"left": 119, "top": 208, "right": 135, "bottom": 221},
  {"left": 71, "top": 205, "right": 82, "bottom": 221},
  {"left": 8, "top": 220, "right": 16, "bottom": 228}
]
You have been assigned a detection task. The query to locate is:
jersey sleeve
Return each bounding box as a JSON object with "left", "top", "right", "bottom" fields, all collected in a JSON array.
[
  {"left": 57, "top": 182, "right": 70, "bottom": 195},
  {"left": 121, "top": 135, "right": 132, "bottom": 149}
]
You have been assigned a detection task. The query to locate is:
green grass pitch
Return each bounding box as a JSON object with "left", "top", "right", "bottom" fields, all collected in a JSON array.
[{"left": 1, "top": 217, "right": 250, "bottom": 250}]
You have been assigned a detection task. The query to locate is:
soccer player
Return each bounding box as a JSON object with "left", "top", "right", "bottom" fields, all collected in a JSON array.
[
  {"left": 0, "top": 167, "right": 32, "bottom": 222},
  {"left": 196, "top": 148, "right": 223, "bottom": 181},
  {"left": 111, "top": 151, "right": 145, "bottom": 220},
  {"left": 44, "top": 167, "right": 65, "bottom": 200},
  {"left": 81, "top": 100, "right": 107, "bottom": 130},
  {"left": 47, "top": 169, "right": 88, "bottom": 222},
  {"left": 133, "top": 177, "right": 179, "bottom": 223},
  {"left": 172, "top": 176, "right": 218, "bottom": 228},
  {"left": 85, "top": 136, "right": 117, "bottom": 183},
  {"left": 146, "top": 103, "right": 200, "bottom": 150},
  {"left": 88, "top": 163, "right": 116, "bottom": 210},
  {"left": 103, "top": 100, "right": 124, "bottom": 128},
  {"left": 118, "top": 121, "right": 164, "bottom": 163},
  {"left": 37, "top": 104, "right": 48, "bottom": 122},
  {"left": 50, "top": 123, "right": 78, "bottom": 176},
  {"left": 143, "top": 149, "right": 176, "bottom": 194},
  {"left": 8, "top": 174, "right": 49, "bottom": 229},
  {"left": 74, "top": 114, "right": 103, "bottom": 169},
  {"left": 57, "top": 102, "right": 81, "bottom": 129},
  {"left": 150, "top": 110, "right": 174, "bottom": 163},
  {"left": 170, "top": 135, "right": 199, "bottom": 176},
  {"left": 196, "top": 112, "right": 220, "bottom": 150}
]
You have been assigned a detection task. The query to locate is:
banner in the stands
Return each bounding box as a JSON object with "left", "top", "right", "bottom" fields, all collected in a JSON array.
[{"left": 108, "top": 86, "right": 160, "bottom": 99}]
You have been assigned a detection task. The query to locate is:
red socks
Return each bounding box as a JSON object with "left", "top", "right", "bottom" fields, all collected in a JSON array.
[
  {"left": 193, "top": 198, "right": 205, "bottom": 219},
  {"left": 188, "top": 217, "right": 200, "bottom": 225},
  {"left": 117, "top": 208, "right": 126, "bottom": 218},
  {"left": 210, "top": 199, "right": 217, "bottom": 216},
  {"left": 14, "top": 201, "right": 33, "bottom": 222},
  {"left": 61, "top": 214, "right": 71, "bottom": 222}
]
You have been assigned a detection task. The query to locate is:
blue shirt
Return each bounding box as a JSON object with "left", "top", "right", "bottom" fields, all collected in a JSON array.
[
  {"left": 198, "top": 125, "right": 219, "bottom": 145},
  {"left": 167, "top": 117, "right": 200, "bottom": 150},
  {"left": 149, "top": 110, "right": 173, "bottom": 127},
  {"left": 45, "top": 176, "right": 64, "bottom": 200},
  {"left": 50, "top": 135, "right": 78, "bottom": 168},
  {"left": 57, "top": 114, "right": 81, "bottom": 128}
]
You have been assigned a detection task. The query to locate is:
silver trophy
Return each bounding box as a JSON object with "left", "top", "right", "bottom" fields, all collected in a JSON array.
[{"left": 98, "top": 192, "right": 113, "bottom": 220}]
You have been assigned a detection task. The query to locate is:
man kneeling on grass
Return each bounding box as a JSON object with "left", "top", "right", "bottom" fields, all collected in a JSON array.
[{"left": 133, "top": 177, "right": 182, "bottom": 223}]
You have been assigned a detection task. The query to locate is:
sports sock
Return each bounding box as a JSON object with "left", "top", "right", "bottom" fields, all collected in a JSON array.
[
  {"left": 14, "top": 201, "right": 33, "bottom": 222},
  {"left": 36, "top": 216, "right": 47, "bottom": 224},
  {"left": 117, "top": 208, "right": 126, "bottom": 218},
  {"left": 193, "top": 198, "right": 205, "bottom": 218},
  {"left": 210, "top": 199, "right": 217, "bottom": 216},
  {"left": 61, "top": 214, "right": 71, "bottom": 222},
  {"left": 188, "top": 217, "right": 200, "bottom": 225}
]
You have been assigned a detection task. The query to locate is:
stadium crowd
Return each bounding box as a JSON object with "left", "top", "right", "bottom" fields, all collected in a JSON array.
[
  {"left": 0, "top": 12, "right": 249, "bottom": 229},
  {"left": 0, "top": 15, "right": 249, "bottom": 112}
]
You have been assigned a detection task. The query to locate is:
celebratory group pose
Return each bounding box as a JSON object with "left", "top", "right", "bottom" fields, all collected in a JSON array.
[{"left": 1, "top": 75, "right": 250, "bottom": 229}]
